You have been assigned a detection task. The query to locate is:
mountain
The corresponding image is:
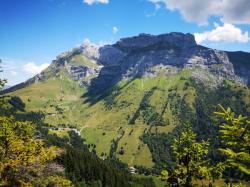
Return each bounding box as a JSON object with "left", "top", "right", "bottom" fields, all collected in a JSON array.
[
  {"left": 4, "top": 32, "right": 250, "bottom": 94},
  {"left": 3, "top": 32, "right": 250, "bottom": 171},
  {"left": 2, "top": 85, "right": 12, "bottom": 90}
]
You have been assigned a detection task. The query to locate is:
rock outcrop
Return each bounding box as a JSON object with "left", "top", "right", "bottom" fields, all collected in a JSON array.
[{"left": 65, "top": 65, "right": 99, "bottom": 81}]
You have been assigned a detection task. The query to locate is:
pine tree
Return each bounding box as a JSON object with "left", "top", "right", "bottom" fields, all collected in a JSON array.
[{"left": 215, "top": 105, "right": 250, "bottom": 176}]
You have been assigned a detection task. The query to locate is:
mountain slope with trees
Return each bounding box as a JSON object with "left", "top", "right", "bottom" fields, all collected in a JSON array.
[{"left": 1, "top": 33, "right": 250, "bottom": 186}]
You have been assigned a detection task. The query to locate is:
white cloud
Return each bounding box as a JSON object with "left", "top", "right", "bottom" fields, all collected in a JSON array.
[
  {"left": 194, "top": 23, "right": 249, "bottom": 44},
  {"left": 148, "top": 0, "right": 250, "bottom": 25},
  {"left": 0, "top": 58, "right": 51, "bottom": 86},
  {"left": 83, "top": 38, "right": 91, "bottom": 45},
  {"left": 83, "top": 0, "right": 109, "bottom": 5},
  {"left": 112, "top": 26, "right": 118, "bottom": 34},
  {"left": 155, "top": 3, "right": 161, "bottom": 10},
  {"left": 23, "top": 62, "right": 49, "bottom": 75}
]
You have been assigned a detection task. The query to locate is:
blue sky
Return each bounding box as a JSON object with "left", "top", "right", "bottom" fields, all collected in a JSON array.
[{"left": 0, "top": 0, "right": 250, "bottom": 85}]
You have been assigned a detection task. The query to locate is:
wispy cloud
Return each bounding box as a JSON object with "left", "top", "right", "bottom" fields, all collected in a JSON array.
[{"left": 83, "top": 0, "right": 109, "bottom": 5}]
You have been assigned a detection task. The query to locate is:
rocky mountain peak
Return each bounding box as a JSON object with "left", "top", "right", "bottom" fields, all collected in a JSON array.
[
  {"left": 115, "top": 32, "right": 196, "bottom": 51},
  {"left": 87, "top": 32, "right": 249, "bottom": 93},
  {"left": 80, "top": 43, "right": 100, "bottom": 60}
]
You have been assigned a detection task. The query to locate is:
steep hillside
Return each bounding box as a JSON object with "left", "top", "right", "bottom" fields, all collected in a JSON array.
[
  {"left": 0, "top": 96, "right": 158, "bottom": 187},
  {"left": 4, "top": 32, "right": 250, "bottom": 170}
]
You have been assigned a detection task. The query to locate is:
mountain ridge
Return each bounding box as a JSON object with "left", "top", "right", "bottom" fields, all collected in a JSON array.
[{"left": 3, "top": 32, "right": 250, "bottom": 95}]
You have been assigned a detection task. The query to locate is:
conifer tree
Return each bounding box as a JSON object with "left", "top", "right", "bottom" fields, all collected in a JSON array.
[{"left": 215, "top": 105, "right": 250, "bottom": 176}]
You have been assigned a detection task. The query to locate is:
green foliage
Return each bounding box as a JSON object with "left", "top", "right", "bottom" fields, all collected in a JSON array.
[
  {"left": 215, "top": 105, "right": 250, "bottom": 176},
  {"left": 140, "top": 77, "right": 249, "bottom": 174},
  {"left": 129, "top": 87, "right": 165, "bottom": 126},
  {"left": 209, "top": 162, "right": 225, "bottom": 183},
  {"left": 170, "top": 125, "right": 212, "bottom": 186},
  {"left": 57, "top": 138, "right": 156, "bottom": 187},
  {"left": 159, "top": 125, "right": 225, "bottom": 186},
  {"left": 0, "top": 116, "right": 69, "bottom": 186},
  {"left": 159, "top": 170, "right": 169, "bottom": 181},
  {"left": 109, "top": 128, "right": 125, "bottom": 157},
  {"left": 140, "top": 83, "right": 195, "bottom": 171},
  {"left": 141, "top": 128, "right": 178, "bottom": 173},
  {"left": 168, "top": 89, "right": 194, "bottom": 124},
  {"left": 59, "top": 147, "right": 130, "bottom": 187},
  {"left": 39, "top": 175, "right": 73, "bottom": 187}
]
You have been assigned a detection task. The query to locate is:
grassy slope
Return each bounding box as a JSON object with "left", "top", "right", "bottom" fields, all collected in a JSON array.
[
  {"left": 8, "top": 72, "right": 86, "bottom": 125},
  {"left": 68, "top": 54, "right": 99, "bottom": 68},
  {"left": 8, "top": 69, "right": 250, "bottom": 169}
]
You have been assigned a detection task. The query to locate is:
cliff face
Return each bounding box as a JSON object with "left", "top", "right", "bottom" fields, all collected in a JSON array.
[
  {"left": 227, "top": 51, "right": 250, "bottom": 86},
  {"left": 89, "top": 32, "right": 248, "bottom": 93},
  {"left": 46, "top": 44, "right": 101, "bottom": 82}
]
